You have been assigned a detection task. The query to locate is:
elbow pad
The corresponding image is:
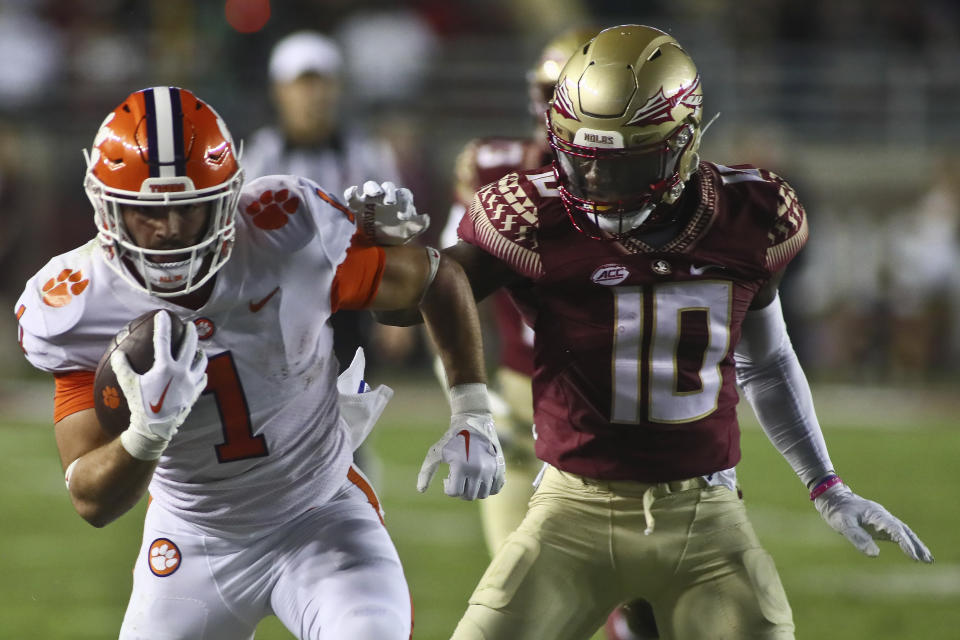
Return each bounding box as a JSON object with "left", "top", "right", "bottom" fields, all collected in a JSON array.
[{"left": 734, "top": 295, "right": 834, "bottom": 487}]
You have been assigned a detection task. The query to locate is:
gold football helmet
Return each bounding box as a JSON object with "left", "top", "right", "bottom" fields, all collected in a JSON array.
[
  {"left": 528, "top": 26, "right": 599, "bottom": 120},
  {"left": 547, "top": 25, "right": 704, "bottom": 238}
]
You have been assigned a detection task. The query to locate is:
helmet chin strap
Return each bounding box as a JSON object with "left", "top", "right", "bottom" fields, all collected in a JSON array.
[
  {"left": 596, "top": 203, "right": 656, "bottom": 235},
  {"left": 137, "top": 257, "right": 204, "bottom": 294}
]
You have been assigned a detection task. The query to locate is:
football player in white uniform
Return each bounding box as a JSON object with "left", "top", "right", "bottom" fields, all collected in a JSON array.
[{"left": 15, "top": 86, "right": 503, "bottom": 640}]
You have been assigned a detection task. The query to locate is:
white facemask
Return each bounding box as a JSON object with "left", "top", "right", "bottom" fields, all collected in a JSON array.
[{"left": 595, "top": 204, "right": 656, "bottom": 235}]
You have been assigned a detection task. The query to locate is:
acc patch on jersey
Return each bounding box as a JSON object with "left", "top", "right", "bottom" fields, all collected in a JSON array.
[
  {"left": 591, "top": 264, "right": 630, "bottom": 286},
  {"left": 148, "top": 538, "right": 182, "bottom": 577}
]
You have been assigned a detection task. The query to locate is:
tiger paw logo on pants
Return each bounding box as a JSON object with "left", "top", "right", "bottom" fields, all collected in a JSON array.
[{"left": 148, "top": 538, "right": 181, "bottom": 577}]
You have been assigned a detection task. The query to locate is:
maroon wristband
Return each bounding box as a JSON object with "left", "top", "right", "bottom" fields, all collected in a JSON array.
[{"left": 809, "top": 475, "right": 842, "bottom": 500}]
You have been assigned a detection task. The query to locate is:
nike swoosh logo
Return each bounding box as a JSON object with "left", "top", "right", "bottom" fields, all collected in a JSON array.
[
  {"left": 249, "top": 286, "right": 280, "bottom": 313},
  {"left": 690, "top": 264, "right": 725, "bottom": 276},
  {"left": 149, "top": 378, "right": 173, "bottom": 414},
  {"left": 456, "top": 429, "right": 471, "bottom": 460}
]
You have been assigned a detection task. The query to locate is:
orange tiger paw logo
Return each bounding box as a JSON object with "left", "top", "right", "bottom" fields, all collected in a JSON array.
[
  {"left": 101, "top": 386, "right": 121, "bottom": 410},
  {"left": 42, "top": 269, "right": 89, "bottom": 307},
  {"left": 244, "top": 189, "right": 300, "bottom": 230}
]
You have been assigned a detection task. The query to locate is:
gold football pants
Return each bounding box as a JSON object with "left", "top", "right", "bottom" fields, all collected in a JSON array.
[{"left": 452, "top": 466, "right": 795, "bottom": 640}]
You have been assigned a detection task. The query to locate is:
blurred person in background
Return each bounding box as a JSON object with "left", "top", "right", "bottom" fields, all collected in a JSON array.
[
  {"left": 380, "top": 25, "right": 933, "bottom": 639},
  {"left": 437, "top": 25, "right": 659, "bottom": 640},
  {"left": 883, "top": 153, "right": 960, "bottom": 378},
  {"left": 15, "top": 85, "right": 503, "bottom": 639},
  {"left": 244, "top": 30, "right": 417, "bottom": 376},
  {"left": 244, "top": 30, "right": 417, "bottom": 480}
]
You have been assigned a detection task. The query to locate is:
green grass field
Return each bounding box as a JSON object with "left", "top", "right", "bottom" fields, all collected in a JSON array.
[{"left": 1, "top": 374, "right": 957, "bottom": 639}]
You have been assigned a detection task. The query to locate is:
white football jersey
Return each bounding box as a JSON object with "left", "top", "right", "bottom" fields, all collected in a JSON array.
[{"left": 17, "top": 175, "right": 363, "bottom": 536}]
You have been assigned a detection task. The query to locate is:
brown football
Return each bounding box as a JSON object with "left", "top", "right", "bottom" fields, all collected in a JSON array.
[{"left": 93, "top": 309, "right": 187, "bottom": 436}]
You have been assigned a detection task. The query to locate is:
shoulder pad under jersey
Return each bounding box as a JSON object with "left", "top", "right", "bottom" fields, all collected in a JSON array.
[
  {"left": 17, "top": 242, "right": 98, "bottom": 340},
  {"left": 238, "top": 174, "right": 357, "bottom": 260},
  {"left": 460, "top": 168, "right": 562, "bottom": 280},
  {"left": 757, "top": 168, "right": 808, "bottom": 272},
  {"left": 712, "top": 163, "right": 809, "bottom": 272},
  {"left": 15, "top": 241, "right": 106, "bottom": 372}
]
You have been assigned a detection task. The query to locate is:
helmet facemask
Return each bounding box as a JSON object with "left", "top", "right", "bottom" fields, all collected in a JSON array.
[
  {"left": 83, "top": 86, "right": 244, "bottom": 297},
  {"left": 85, "top": 171, "right": 243, "bottom": 297},
  {"left": 550, "top": 119, "right": 699, "bottom": 238}
]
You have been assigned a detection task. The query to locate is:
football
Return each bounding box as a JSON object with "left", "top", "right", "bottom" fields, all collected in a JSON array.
[{"left": 93, "top": 309, "right": 187, "bottom": 436}]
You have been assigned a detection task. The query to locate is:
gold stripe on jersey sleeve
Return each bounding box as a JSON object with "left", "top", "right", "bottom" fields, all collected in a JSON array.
[
  {"left": 468, "top": 177, "right": 544, "bottom": 280},
  {"left": 765, "top": 181, "right": 809, "bottom": 272}
]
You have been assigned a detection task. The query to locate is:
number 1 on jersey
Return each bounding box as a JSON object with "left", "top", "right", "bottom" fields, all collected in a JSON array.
[
  {"left": 611, "top": 281, "right": 732, "bottom": 424},
  {"left": 203, "top": 352, "right": 269, "bottom": 462}
]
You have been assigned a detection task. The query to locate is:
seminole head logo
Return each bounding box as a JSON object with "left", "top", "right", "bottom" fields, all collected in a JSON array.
[
  {"left": 552, "top": 79, "right": 581, "bottom": 122},
  {"left": 625, "top": 75, "right": 702, "bottom": 126}
]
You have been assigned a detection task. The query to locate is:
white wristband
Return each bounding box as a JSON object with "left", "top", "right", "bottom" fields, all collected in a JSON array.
[
  {"left": 419, "top": 247, "right": 441, "bottom": 304},
  {"left": 120, "top": 428, "right": 169, "bottom": 461},
  {"left": 448, "top": 383, "right": 491, "bottom": 415},
  {"left": 64, "top": 458, "right": 79, "bottom": 490}
]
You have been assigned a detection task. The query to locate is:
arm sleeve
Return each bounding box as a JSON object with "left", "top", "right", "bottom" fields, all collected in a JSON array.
[
  {"left": 734, "top": 294, "right": 834, "bottom": 487},
  {"left": 53, "top": 371, "right": 95, "bottom": 423},
  {"left": 330, "top": 236, "right": 386, "bottom": 312}
]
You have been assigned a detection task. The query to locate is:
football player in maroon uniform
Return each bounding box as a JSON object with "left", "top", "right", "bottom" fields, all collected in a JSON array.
[
  {"left": 440, "top": 27, "right": 658, "bottom": 640},
  {"left": 437, "top": 25, "right": 933, "bottom": 640}
]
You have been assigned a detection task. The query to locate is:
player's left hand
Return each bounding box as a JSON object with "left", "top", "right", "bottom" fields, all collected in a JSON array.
[
  {"left": 344, "top": 180, "right": 429, "bottom": 245},
  {"left": 814, "top": 481, "right": 934, "bottom": 562},
  {"left": 418, "top": 409, "right": 506, "bottom": 501}
]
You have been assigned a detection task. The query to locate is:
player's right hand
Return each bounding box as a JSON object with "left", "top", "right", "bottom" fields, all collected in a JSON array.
[
  {"left": 418, "top": 409, "right": 506, "bottom": 501},
  {"left": 113, "top": 312, "right": 208, "bottom": 460}
]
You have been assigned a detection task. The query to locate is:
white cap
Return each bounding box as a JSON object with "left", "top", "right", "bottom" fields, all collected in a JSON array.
[{"left": 268, "top": 31, "right": 343, "bottom": 82}]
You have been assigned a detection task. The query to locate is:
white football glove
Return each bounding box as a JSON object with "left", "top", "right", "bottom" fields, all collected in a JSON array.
[
  {"left": 813, "top": 480, "right": 934, "bottom": 562},
  {"left": 344, "top": 180, "right": 430, "bottom": 245},
  {"left": 418, "top": 384, "right": 506, "bottom": 501},
  {"left": 113, "top": 312, "right": 208, "bottom": 461}
]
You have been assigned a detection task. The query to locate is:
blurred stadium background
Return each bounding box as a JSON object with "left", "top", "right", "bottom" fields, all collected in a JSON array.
[{"left": 0, "top": 1, "right": 958, "bottom": 638}]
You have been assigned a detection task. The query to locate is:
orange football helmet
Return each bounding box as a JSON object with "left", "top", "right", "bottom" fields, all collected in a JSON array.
[{"left": 84, "top": 86, "right": 244, "bottom": 296}]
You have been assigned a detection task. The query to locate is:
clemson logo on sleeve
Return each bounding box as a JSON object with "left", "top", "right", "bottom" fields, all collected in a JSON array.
[
  {"left": 41, "top": 269, "right": 89, "bottom": 307},
  {"left": 244, "top": 189, "right": 300, "bottom": 230}
]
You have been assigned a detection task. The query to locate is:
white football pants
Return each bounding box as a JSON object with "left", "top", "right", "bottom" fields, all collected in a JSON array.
[{"left": 118, "top": 466, "right": 411, "bottom": 640}]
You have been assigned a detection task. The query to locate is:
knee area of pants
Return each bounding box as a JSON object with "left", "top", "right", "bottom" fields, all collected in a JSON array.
[{"left": 329, "top": 606, "right": 409, "bottom": 640}]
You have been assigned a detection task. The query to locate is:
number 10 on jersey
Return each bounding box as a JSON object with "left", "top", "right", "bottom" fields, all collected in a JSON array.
[{"left": 611, "top": 281, "right": 732, "bottom": 424}]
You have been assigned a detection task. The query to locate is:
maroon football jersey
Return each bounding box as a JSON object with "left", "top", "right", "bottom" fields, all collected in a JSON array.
[
  {"left": 453, "top": 137, "right": 550, "bottom": 377},
  {"left": 458, "top": 161, "right": 808, "bottom": 481}
]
